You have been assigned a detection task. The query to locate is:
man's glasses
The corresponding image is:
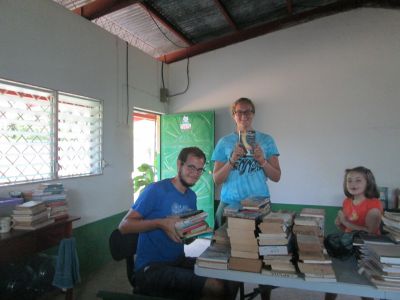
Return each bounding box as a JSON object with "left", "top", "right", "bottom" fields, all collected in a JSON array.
[
  {"left": 234, "top": 110, "right": 254, "bottom": 117},
  {"left": 184, "top": 163, "right": 206, "bottom": 175}
]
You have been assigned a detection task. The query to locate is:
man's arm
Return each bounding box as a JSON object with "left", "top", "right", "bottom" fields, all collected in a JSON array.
[{"left": 119, "top": 208, "right": 182, "bottom": 243}]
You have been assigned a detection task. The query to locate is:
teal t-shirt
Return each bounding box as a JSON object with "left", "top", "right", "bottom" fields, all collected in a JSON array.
[{"left": 211, "top": 131, "right": 279, "bottom": 204}]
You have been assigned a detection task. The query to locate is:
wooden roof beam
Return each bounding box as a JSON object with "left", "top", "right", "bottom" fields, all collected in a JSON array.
[
  {"left": 286, "top": 0, "right": 293, "bottom": 15},
  {"left": 138, "top": 2, "right": 193, "bottom": 46},
  {"left": 213, "top": 0, "right": 238, "bottom": 31},
  {"left": 159, "top": 0, "right": 364, "bottom": 63},
  {"left": 73, "top": 0, "right": 139, "bottom": 20}
]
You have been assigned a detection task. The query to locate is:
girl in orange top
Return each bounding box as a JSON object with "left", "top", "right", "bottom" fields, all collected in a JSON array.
[
  {"left": 325, "top": 167, "right": 383, "bottom": 300},
  {"left": 335, "top": 166, "right": 383, "bottom": 234}
]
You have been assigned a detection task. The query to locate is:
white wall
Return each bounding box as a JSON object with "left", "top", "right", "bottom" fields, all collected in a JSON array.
[
  {"left": 0, "top": 0, "right": 164, "bottom": 225},
  {"left": 168, "top": 8, "right": 400, "bottom": 207}
]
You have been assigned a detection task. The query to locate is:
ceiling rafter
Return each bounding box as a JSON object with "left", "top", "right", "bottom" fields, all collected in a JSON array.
[
  {"left": 213, "top": 0, "right": 238, "bottom": 31},
  {"left": 286, "top": 0, "right": 293, "bottom": 15},
  {"left": 138, "top": 2, "right": 193, "bottom": 47},
  {"left": 159, "top": 0, "right": 363, "bottom": 63},
  {"left": 73, "top": 0, "right": 139, "bottom": 20}
]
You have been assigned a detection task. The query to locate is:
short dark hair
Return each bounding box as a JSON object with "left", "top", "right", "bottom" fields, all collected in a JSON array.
[
  {"left": 343, "top": 166, "right": 380, "bottom": 199},
  {"left": 178, "top": 147, "right": 206, "bottom": 163},
  {"left": 231, "top": 97, "right": 255, "bottom": 115}
]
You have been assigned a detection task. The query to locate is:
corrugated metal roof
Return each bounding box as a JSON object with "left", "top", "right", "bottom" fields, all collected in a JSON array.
[{"left": 53, "top": 0, "right": 400, "bottom": 63}]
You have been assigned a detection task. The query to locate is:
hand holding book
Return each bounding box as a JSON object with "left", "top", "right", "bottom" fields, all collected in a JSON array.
[{"left": 161, "top": 216, "right": 183, "bottom": 243}]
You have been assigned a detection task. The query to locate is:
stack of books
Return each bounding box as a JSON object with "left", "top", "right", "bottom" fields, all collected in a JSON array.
[
  {"left": 212, "top": 222, "right": 230, "bottom": 246},
  {"left": 196, "top": 243, "right": 230, "bottom": 270},
  {"left": 175, "top": 211, "right": 213, "bottom": 240},
  {"left": 382, "top": 211, "right": 400, "bottom": 242},
  {"left": 223, "top": 197, "right": 270, "bottom": 220},
  {"left": 227, "top": 216, "right": 262, "bottom": 273},
  {"left": 296, "top": 232, "right": 335, "bottom": 282},
  {"left": 294, "top": 208, "right": 336, "bottom": 282},
  {"left": 258, "top": 211, "right": 297, "bottom": 277},
  {"left": 358, "top": 243, "right": 400, "bottom": 291},
  {"left": 28, "top": 183, "right": 69, "bottom": 220},
  {"left": 12, "top": 201, "right": 54, "bottom": 230},
  {"left": 298, "top": 207, "right": 325, "bottom": 236}
]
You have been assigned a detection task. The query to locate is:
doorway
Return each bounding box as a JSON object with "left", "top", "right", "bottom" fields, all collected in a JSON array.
[{"left": 132, "top": 110, "right": 160, "bottom": 202}]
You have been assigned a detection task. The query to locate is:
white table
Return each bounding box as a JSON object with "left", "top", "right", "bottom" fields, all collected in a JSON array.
[{"left": 195, "top": 256, "right": 400, "bottom": 300}]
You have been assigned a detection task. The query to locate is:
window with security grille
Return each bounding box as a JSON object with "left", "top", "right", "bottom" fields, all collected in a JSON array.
[
  {"left": 57, "top": 93, "right": 102, "bottom": 178},
  {"left": 0, "top": 79, "right": 103, "bottom": 186}
]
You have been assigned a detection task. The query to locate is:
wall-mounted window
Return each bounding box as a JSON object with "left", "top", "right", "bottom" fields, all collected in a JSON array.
[{"left": 0, "top": 78, "right": 103, "bottom": 186}]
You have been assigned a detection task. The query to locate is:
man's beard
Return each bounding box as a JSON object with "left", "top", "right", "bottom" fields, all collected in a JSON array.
[{"left": 178, "top": 169, "right": 194, "bottom": 188}]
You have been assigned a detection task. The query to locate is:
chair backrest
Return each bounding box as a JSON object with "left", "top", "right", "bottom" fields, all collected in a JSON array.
[{"left": 109, "top": 229, "right": 138, "bottom": 288}]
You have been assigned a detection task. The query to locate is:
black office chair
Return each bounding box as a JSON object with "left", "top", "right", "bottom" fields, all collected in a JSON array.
[
  {"left": 108, "top": 229, "right": 138, "bottom": 290},
  {"left": 97, "top": 229, "right": 167, "bottom": 300}
]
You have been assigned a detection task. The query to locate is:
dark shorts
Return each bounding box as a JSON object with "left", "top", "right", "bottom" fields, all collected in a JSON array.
[{"left": 135, "top": 256, "right": 207, "bottom": 300}]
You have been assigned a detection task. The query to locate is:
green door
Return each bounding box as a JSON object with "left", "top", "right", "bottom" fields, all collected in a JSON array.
[{"left": 161, "top": 111, "right": 214, "bottom": 228}]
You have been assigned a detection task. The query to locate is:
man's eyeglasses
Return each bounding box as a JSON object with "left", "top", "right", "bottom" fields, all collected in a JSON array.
[
  {"left": 184, "top": 164, "right": 206, "bottom": 175},
  {"left": 234, "top": 110, "right": 254, "bottom": 117}
]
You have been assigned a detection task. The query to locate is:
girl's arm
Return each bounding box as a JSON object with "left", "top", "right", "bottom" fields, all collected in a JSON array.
[{"left": 337, "top": 208, "right": 382, "bottom": 233}]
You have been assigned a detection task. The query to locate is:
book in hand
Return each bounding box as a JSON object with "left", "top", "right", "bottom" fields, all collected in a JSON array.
[
  {"left": 174, "top": 211, "right": 208, "bottom": 230},
  {"left": 238, "top": 130, "right": 256, "bottom": 156}
]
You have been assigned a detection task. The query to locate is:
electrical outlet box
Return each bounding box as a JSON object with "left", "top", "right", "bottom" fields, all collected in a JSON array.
[{"left": 160, "top": 88, "right": 169, "bottom": 102}]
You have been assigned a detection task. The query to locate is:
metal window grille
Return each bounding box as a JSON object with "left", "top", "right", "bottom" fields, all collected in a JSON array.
[
  {"left": 57, "top": 93, "right": 102, "bottom": 178},
  {"left": 0, "top": 79, "right": 103, "bottom": 186}
]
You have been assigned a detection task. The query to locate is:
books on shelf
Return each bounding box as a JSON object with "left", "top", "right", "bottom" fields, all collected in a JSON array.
[
  {"left": 14, "top": 201, "right": 47, "bottom": 214},
  {"left": 12, "top": 210, "right": 49, "bottom": 222},
  {"left": 13, "top": 218, "right": 55, "bottom": 231}
]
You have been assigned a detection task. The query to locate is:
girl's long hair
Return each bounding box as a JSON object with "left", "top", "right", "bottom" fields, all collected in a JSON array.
[{"left": 343, "top": 166, "right": 380, "bottom": 199}]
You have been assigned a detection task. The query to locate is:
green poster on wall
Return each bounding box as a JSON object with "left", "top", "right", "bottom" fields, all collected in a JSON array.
[{"left": 161, "top": 111, "right": 215, "bottom": 228}]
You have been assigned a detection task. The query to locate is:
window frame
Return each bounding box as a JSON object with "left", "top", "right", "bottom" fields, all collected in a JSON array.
[{"left": 0, "top": 78, "right": 103, "bottom": 186}]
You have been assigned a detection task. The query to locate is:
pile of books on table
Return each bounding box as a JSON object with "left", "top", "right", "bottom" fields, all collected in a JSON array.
[
  {"left": 212, "top": 222, "right": 230, "bottom": 246},
  {"left": 381, "top": 211, "right": 400, "bottom": 242},
  {"left": 223, "top": 197, "right": 271, "bottom": 273},
  {"left": 196, "top": 242, "right": 230, "bottom": 270},
  {"left": 259, "top": 211, "right": 297, "bottom": 277},
  {"left": 12, "top": 201, "right": 54, "bottom": 230},
  {"left": 358, "top": 243, "right": 400, "bottom": 291},
  {"left": 294, "top": 208, "right": 336, "bottom": 282},
  {"left": 28, "top": 183, "right": 69, "bottom": 221},
  {"left": 175, "top": 210, "right": 213, "bottom": 240},
  {"left": 223, "top": 196, "right": 270, "bottom": 219}
]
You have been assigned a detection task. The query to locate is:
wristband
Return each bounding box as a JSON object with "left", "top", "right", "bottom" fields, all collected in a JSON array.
[
  {"left": 261, "top": 159, "right": 268, "bottom": 168},
  {"left": 228, "top": 158, "right": 235, "bottom": 167}
]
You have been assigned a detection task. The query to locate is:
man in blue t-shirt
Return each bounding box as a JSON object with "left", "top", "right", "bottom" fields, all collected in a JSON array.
[{"left": 119, "top": 147, "right": 229, "bottom": 299}]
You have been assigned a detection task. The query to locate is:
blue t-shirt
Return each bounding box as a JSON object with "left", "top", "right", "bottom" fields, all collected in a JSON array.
[
  {"left": 132, "top": 178, "right": 197, "bottom": 271},
  {"left": 211, "top": 131, "right": 279, "bottom": 204}
]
